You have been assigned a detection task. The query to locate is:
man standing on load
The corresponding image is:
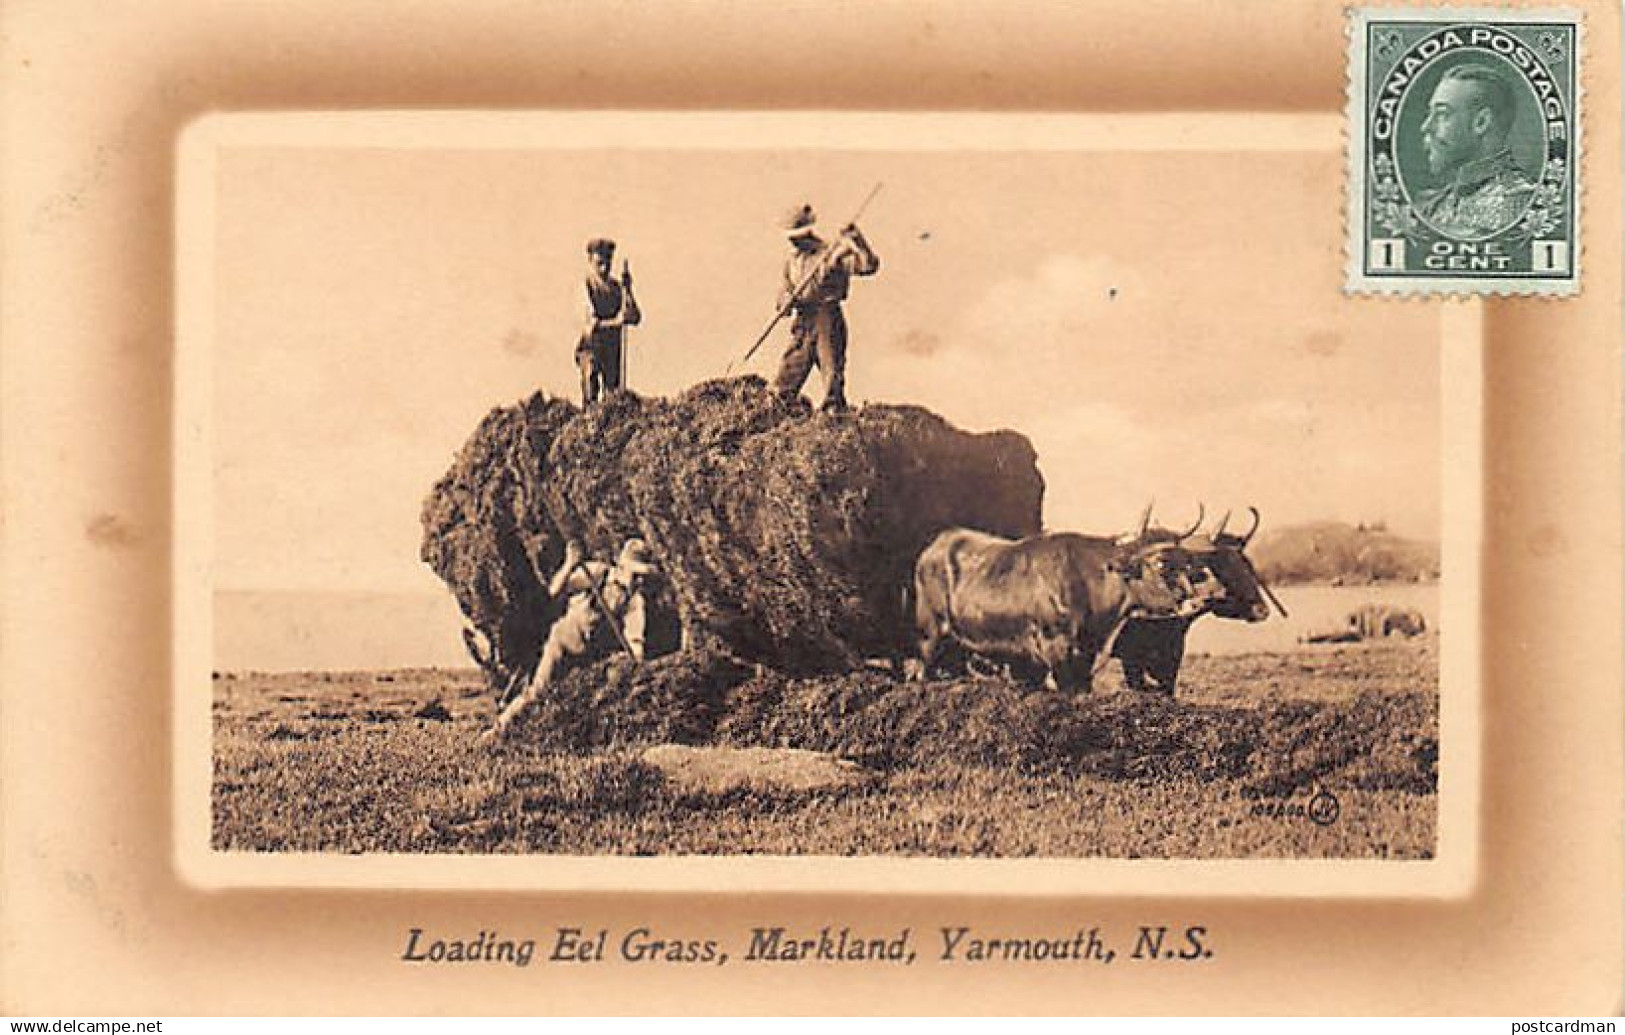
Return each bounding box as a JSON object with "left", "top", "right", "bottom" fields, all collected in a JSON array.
[
  {"left": 577, "top": 237, "right": 640, "bottom": 406},
  {"left": 485, "top": 537, "right": 656, "bottom": 741},
  {"left": 773, "top": 203, "right": 880, "bottom": 413}
]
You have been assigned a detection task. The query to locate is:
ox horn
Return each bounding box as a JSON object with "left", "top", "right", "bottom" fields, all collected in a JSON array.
[
  {"left": 1242, "top": 506, "right": 1262, "bottom": 547},
  {"left": 1136, "top": 500, "right": 1155, "bottom": 541},
  {"left": 1175, "top": 502, "right": 1205, "bottom": 541},
  {"left": 1214, "top": 510, "right": 1231, "bottom": 539}
]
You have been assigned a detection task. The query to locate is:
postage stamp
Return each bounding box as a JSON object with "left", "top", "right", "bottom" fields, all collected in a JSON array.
[{"left": 1345, "top": 8, "right": 1583, "bottom": 295}]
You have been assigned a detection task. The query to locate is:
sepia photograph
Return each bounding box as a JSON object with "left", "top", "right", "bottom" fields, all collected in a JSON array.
[{"left": 178, "top": 112, "right": 1475, "bottom": 889}]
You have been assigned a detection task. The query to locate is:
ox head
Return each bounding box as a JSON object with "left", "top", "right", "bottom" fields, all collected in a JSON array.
[
  {"left": 1125, "top": 504, "right": 1284, "bottom": 623},
  {"left": 1111, "top": 504, "right": 1212, "bottom": 618},
  {"left": 1107, "top": 542, "right": 1206, "bottom": 619}
]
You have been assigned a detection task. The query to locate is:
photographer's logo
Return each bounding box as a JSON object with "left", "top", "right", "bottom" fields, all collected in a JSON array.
[
  {"left": 1240, "top": 786, "right": 1341, "bottom": 826},
  {"left": 1308, "top": 790, "right": 1341, "bottom": 827}
]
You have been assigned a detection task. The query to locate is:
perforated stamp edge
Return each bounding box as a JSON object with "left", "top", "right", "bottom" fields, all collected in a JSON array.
[{"left": 1343, "top": 6, "right": 1585, "bottom": 298}]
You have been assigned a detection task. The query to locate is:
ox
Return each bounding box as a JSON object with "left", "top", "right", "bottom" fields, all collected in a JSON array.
[
  {"left": 1348, "top": 603, "right": 1427, "bottom": 638},
  {"left": 906, "top": 511, "right": 1224, "bottom": 693},
  {"left": 1112, "top": 507, "right": 1283, "bottom": 695}
]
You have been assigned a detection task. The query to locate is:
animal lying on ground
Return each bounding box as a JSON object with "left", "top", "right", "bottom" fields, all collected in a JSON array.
[{"left": 1302, "top": 604, "right": 1428, "bottom": 644}]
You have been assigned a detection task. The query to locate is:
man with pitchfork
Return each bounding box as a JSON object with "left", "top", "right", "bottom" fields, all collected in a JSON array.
[
  {"left": 576, "top": 236, "right": 641, "bottom": 406},
  {"left": 772, "top": 203, "right": 880, "bottom": 414}
]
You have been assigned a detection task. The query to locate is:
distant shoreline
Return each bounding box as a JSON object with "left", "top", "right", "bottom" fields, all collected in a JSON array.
[{"left": 213, "top": 581, "right": 1439, "bottom": 674}]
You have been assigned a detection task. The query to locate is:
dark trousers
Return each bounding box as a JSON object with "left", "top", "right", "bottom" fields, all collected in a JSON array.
[
  {"left": 577, "top": 337, "right": 623, "bottom": 405},
  {"left": 774, "top": 305, "right": 848, "bottom": 408}
]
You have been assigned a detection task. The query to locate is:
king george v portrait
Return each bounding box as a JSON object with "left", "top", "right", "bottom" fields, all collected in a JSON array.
[{"left": 1414, "top": 62, "right": 1537, "bottom": 238}]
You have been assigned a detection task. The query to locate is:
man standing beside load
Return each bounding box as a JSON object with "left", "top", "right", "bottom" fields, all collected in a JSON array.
[
  {"left": 485, "top": 536, "right": 656, "bottom": 741},
  {"left": 773, "top": 203, "right": 880, "bottom": 413}
]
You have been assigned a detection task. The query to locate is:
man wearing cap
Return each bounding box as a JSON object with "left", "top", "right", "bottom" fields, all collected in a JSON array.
[
  {"left": 774, "top": 204, "right": 880, "bottom": 413},
  {"left": 577, "top": 237, "right": 641, "bottom": 406},
  {"left": 487, "top": 536, "right": 657, "bottom": 740}
]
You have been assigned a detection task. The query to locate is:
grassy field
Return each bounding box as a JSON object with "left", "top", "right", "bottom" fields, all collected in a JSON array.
[{"left": 213, "top": 642, "right": 1438, "bottom": 858}]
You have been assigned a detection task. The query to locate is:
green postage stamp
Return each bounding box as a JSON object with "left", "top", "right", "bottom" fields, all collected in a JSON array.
[{"left": 1346, "top": 8, "right": 1582, "bottom": 295}]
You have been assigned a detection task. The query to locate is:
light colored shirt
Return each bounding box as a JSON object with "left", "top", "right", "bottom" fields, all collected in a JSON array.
[
  {"left": 547, "top": 557, "right": 648, "bottom": 661},
  {"left": 779, "top": 236, "right": 880, "bottom": 312}
]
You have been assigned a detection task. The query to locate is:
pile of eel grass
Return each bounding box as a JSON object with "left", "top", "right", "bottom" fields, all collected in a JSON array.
[
  {"left": 421, "top": 377, "right": 1044, "bottom": 695},
  {"left": 506, "top": 645, "right": 1438, "bottom": 794}
]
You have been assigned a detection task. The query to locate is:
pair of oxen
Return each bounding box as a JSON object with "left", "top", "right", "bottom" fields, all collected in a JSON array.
[{"left": 906, "top": 505, "right": 1286, "bottom": 695}]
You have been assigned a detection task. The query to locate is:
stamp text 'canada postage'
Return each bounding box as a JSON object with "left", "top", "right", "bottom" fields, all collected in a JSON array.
[{"left": 1346, "top": 8, "right": 1582, "bottom": 295}]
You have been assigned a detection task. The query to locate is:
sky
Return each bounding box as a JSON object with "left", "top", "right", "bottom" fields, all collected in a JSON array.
[{"left": 211, "top": 141, "right": 1440, "bottom": 594}]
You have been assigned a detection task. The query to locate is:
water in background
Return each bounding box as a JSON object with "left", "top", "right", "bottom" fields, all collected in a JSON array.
[
  {"left": 216, "top": 583, "right": 1439, "bottom": 672},
  {"left": 216, "top": 590, "right": 473, "bottom": 672}
]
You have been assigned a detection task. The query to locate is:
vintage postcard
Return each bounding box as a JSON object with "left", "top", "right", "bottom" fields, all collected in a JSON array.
[
  {"left": 5, "top": 0, "right": 1621, "bottom": 1018},
  {"left": 176, "top": 111, "right": 1479, "bottom": 897},
  {"left": 1345, "top": 7, "right": 1583, "bottom": 294}
]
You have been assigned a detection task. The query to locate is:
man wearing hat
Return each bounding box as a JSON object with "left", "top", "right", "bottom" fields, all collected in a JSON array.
[
  {"left": 577, "top": 237, "right": 641, "bottom": 406},
  {"left": 774, "top": 203, "right": 880, "bottom": 412},
  {"left": 487, "top": 536, "right": 658, "bottom": 740}
]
